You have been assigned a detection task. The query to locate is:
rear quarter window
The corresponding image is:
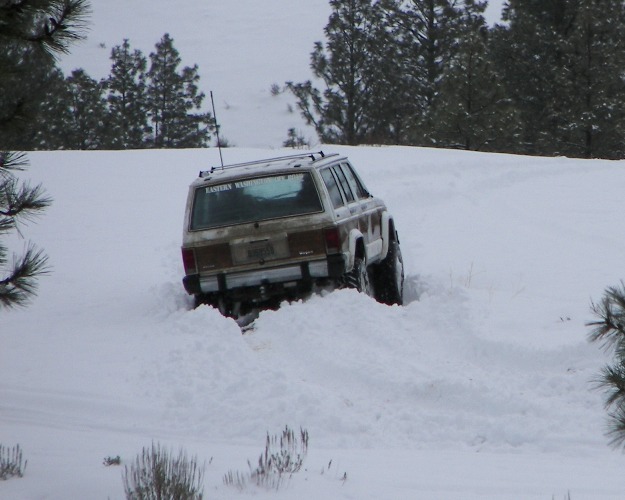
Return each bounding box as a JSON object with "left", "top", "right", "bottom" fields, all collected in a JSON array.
[
  {"left": 332, "top": 165, "right": 355, "bottom": 203},
  {"left": 340, "top": 163, "right": 369, "bottom": 199},
  {"left": 320, "top": 168, "right": 345, "bottom": 209}
]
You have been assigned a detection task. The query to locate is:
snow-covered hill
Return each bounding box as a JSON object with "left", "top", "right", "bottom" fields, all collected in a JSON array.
[
  {"left": 2, "top": 146, "right": 625, "bottom": 499},
  {"left": 3, "top": 1, "right": 624, "bottom": 498}
]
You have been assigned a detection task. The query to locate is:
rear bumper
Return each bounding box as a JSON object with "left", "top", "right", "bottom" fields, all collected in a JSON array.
[{"left": 182, "top": 255, "right": 346, "bottom": 296}]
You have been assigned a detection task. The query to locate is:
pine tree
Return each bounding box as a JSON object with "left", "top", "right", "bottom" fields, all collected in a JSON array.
[
  {"left": 29, "top": 67, "right": 75, "bottom": 149},
  {"left": 103, "top": 39, "right": 150, "bottom": 149},
  {"left": 494, "top": 0, "right": 625, "bottom": 158},
  {"left": 588, "top": 283, "right": 625, "bottom": 449},
  {"left": 63, "top": 69, "right": 108, "bottom": 149},
  {"left": 430, "top": 0, "right": 518, "bottom": 151},
  {"left": 551, "top": 0, "right": 625, "bottom": 159},
  {"left": 0, "top": 0, "right": 90, "bottom": 308},
  {"left": 287, "top": 0, "right": 387, "bottom": 145},
  {"left": 146, "top": 33, "right": 212, "bottom": 148},
  {"left": 33, "top": 68, "right": 107, "bottom": 150},
  {"left": 31, "top": 66, "right": 108, "bottom": 150},
  {"left": 491, "top": 0, "right": 560, "bottom": 155},
  {"left": 0, "top": 45, "right": 55, "bottom": 149},
  {"left": 360, "top": 1, "right": 409, "bottom": 144},
  {"left": 0, "top": 0, "right": 91, "bottom": 149},
  {"left": 379, "top": 0, "right": 463, "bottom": 145}
]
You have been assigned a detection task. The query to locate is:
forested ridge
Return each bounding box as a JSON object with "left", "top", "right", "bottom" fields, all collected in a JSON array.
[
  {"left": 289, "top": 0, "right": 625, "bottom": 159},
  {"left": 3, "top": 0, "right": 625, "bottom": 159}
]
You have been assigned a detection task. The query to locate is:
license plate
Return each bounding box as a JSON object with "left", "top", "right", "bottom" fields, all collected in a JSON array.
[
  {"left": 247, "top": 242, "right": 275, "bottom": 260},
  {"left": 231, "top": 235, "right": 289, "bottom": 264}
]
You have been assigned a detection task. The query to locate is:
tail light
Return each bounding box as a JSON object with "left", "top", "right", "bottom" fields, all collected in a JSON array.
[
  {"left": 181, "top": 248, "right": 197, "bottom": 274},
  {"left": 324, "top": 227, "right": 340, "bottom": 254}
]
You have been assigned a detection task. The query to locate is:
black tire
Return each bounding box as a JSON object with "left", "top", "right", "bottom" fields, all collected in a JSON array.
[
  {"left": 193, "top": 294, "right": 205, "bottom": 309},
  {"left": 373, "top": 237, "right": 404, "bottom": 305},
  {"left": 344, "top": 257, "right": 372, "bottom": 296}
]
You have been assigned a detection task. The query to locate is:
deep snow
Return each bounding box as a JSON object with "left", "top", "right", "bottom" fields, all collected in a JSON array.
[
  {"left": 2, "top": 146, "right": 625, "bottom": 499},
  {"left": 3, "top": 1, "right": 625, "bottom": 498}
]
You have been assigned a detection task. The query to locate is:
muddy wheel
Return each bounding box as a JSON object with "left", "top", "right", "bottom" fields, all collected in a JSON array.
[
  {"left": 344, "top": 257, "right": 372, "bottom": 296},
  {"left": 373, "top": 238, "right": 404, "bottom": 305}
]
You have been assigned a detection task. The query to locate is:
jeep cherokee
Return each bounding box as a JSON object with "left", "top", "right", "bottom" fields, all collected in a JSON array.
[{"left": 181, "top": 151, "right": 403, "bottom": 316}]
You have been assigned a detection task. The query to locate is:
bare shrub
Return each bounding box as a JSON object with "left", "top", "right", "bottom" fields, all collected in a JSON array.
[
  {"left": 103, "top": 455, "right": 121, "bottom": 466},
  {"left": 283, "top": 128, "right": 309, "bottom": 149},
  {"left": 122, "top": 443, "right": 204, "bottom": 499},
  {"left": 224, "top": 426, "right": 309, "bottom": 490},
  {"left": 0, "top": 444, "right": 27, "bottom": 480}
]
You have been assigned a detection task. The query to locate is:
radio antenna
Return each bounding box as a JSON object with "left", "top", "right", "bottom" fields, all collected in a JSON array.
[{"left": 210, "top": 91, "right": 225, "bottom": 169}]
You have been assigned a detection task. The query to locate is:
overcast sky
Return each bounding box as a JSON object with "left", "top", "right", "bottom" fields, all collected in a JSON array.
[{"left": 485, "top": 0, "right": 505, "bottom": 25}]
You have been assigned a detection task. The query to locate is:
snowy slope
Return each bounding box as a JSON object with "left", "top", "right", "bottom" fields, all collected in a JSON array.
[
  {"left": 2, "top": 146, "right": 625, "bottom": 499},
  {"left": 3, "top": 1, "right": 625, "bottom": 498}
]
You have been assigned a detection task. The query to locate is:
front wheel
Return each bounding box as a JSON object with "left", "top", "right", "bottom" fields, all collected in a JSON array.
[{"left": 373, "top": 237, "right": 404, "bottom": 305}]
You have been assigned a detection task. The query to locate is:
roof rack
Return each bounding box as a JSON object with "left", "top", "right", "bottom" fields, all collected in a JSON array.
[{"left": 199, "top": 151, "right": 336, "bottom": 178}]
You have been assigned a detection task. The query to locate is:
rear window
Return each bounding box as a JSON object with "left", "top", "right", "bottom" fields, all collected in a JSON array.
[{"left": 190, "top": 172, "right": 322, "bottom": 230}]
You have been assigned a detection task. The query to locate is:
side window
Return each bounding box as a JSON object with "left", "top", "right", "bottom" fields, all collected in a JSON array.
[
  {"left": 320, "top": 168, "right": 344, "bottom": 209},
  {"left": 340, "top": 163, "right": 368, "bottom": 199},
  {"left": 332, "top": 165, "right": 355, "bottom": 203}
]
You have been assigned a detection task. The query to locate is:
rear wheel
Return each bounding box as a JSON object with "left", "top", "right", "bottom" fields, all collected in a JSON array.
[
  {"left": 344, "top": 257, "right": 372, "bottom": 296},
  {"left": 373, "top": 237, "right": 404, "bottom": 305}
]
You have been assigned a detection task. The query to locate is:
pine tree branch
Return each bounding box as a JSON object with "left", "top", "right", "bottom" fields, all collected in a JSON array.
[
  {"left": 0, "top": 216, "right": 14, "bottom": 235},
  {"left": 0, "top": 243, "right": 50, "bottom": 308},
  {"left": 589, "top": 282, "right": 625, "bottom": 449},
  {"left": 588, "top": 282, "right": 625, "bottom": 350},
  {"left": 595, "top": 363, "right": 625, "bottom": 408},
  {"left": 1, "top": 0, "right": 91, "bottom": 57},
  {"left": 606, "top": 399, "right": 625, "bottom": 450},
  {"left": 0, "top": 151, "right": 29, "bottom": 177},
  {"left": 0, "top": 177, "right": 52, "bottom": 223},
  {"left": 285, "top": 81, "right": 325, "bottom": 137}
]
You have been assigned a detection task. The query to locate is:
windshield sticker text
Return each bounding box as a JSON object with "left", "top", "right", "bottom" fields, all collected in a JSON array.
[
  {"left": 206, "top": 183, "right": 232, "bottom": 193},
  {"left": 205, "top": 174, "right": 304, "bottom": 194}
]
